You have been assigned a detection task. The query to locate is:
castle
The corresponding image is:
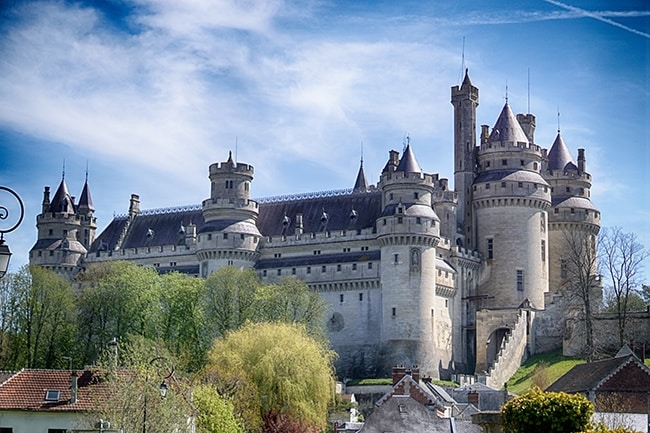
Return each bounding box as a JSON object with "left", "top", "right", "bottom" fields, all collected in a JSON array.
[{"left": 30, "top": 71, "right": 601, "bottom": 383}]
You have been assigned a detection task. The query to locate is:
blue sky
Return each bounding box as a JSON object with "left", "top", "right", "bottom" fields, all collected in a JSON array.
[{"left": 0, "top": 0, "right": 648, "bottom": 276}]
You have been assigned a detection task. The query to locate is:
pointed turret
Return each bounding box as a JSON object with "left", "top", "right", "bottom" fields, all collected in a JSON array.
[
  {"left": 77, "top": 179, "right": 95, "bottom": 214},
  {"left": 48, "top": 178, "right": 75, "bottom": 214},
  {"left": 547, "top": 133, "right": 577, "bottom": 172},
  {"left": 396, "top": 144, "right": 422, "bottom": 174},
  {"left": 353, "top": 159, "right": 369, "bottom": 192},
  {"left": 488, "top": 103, "right": 529, "bottom": 144}
]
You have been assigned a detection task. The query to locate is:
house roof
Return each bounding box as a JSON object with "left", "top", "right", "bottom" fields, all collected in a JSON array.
[
  {"left": 546, "top": 354, "right": 650, "bottom": 394},
  {"left": 0, "top": 369, "right": 116, "bottom": 412}
]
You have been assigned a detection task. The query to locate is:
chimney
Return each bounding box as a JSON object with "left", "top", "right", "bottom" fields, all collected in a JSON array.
[
  {"left": 129, "top": 194, "right": 140, "bottom": 219},
  {"left": 295, "top": 214, "right": 303, "bottom": 236},
  {"left": 42, "top": 186, "right": 51, "bottom": 213},
  {"left": 410, "top": 365, "right": 420, "bottom": 383},
  {"left": 70, "top": 371, "right": 78, "bottom": 404},
  {"left": 392, "top": 365, "right": 407, "bottom": 385},
  {"left": 468, "top": 390, "right": 479, "bottom": 407},
  {"left": 577, "top": 148, "right": 586, "bottom": 173},
  {"left": 480, "top": 125, "right": 490, "bottom": 145}
]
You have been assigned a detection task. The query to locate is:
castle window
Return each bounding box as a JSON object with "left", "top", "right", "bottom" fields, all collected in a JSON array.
[
  {"left": 485, "top": 183, "right": 490, "bottom": 189},
  {"left": 560, "top": 259, "right": 567, "bottom": 278},
  {"left": 397, "top": 207, "right": 403, "bottom": 214},
  {"left": 322, "top": 265, "right": 326, "bottom": 273},
  {"left": 307, "top": 267, "right": 311, "bottom": 274},
  {"left": 571, "top": 208, "right": 575, "bottom": 214},
  {"left": 486, "top": 161, "right": 490, "bottom": 168},
  {"left": 518, "top": 182, "right": 523, "bottom": 188},
  {"left": 416, "top": 217, "right": 421, "bottom": 224},
  {"left": 38, "top": 251, "right": 42, "bottom": 257},
  {"left": 501, "top": 182, "right": 506, "bottom": 188},
  {"left": 314, "top": 250, "right": 321, "bottom": 255},
  {"left": 554, "top": 208, "right": 559, "bottom": 214},
  {"left": 292, "top": 268, "right": 296, "bottom": 275},
  {"left": 392, "top": 307, "right": 396, "bottom": 317},
  {"left": 274, "top": 253, "right": 281, "bottom": 258},
  {"left": 473, "top": 185, "right": 477, "bottom": 191},
  {"left": 394, "top": 254, "right": 399, "bottom": 264},
  {"left": 227, "top": 260, "right": 233, "bottom": 266},
  {"left": 361, "top": 246, "right": 369, "bottom": 251},
  {"left": 414, "top": 192, "right": 419, "bottom": 199},
  {"left": 579, "top": 188, "right": 585, "bottom": 195},
  {"left": 566, "top": 186, "right": 571, "bottom": 193},
  {"left": 277, "top": 269, "right": 281, "bottom": 276},
  {"left": 397, "top": 217, "right": 403, "bottom": 224},
  {"left": 263, "top": 270, "right": 267, "bottom": 277},
  {"left": 383, "top": 219, "right": 387, "bottom": 226},
  {"left": 487, "top": 238, "right": 494, "bottom": 259},
  {"left": 352, "top": 263, "right": 357, "bottom": 271},
  {"left": 533, "top": 162, "right": 538, "bottom": 170},
  {"left": 516, "top": 270, "right": 524, "bottom": 291},
  {"left": 343, "top": 247, "right": 350, "bottom": 253},
  {"left": 245, "top": 182, "right": 249, "bottom": 191},
  {"left": 520, "top": 160, "right": 525, "bottom": 166},
  {"left": 445, "top": 299, "right": 449, "bottom": 308},
  {"left": 541, "top": 240, "right": 546, "bottom": 261},
  {"left": 208, "top": 234, "right": 212, "bottom": 240},
  {"left": 336, "top": 264, "right": 341, "bottom": 272},
  {"left": 389, "top": 193, "right": 393, "bottom": 201},
  {"left": 170, "top": 262, "right": 176, "bottom": 267},
  {"left": 368, "top": 262, "right": 373, "bottom": 269},
  {"left": 502, "top": 159, "right": 507, "bottom": 166},
  {"left": 340, "top": 294, "right": 344, "bottom": 303},
  {"left": 223, "top": 233, "right": 228, "bottom": 239},
  {"left": 359, "top": 293, "right": 363, "bottom": 301},
  {"left": 49, "top": 251, "right": 54, "bottom": 256}
]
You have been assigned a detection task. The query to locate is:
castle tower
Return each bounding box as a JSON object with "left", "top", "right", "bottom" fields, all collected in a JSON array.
[
  {"left": 451, "top": 69, "right": 479, "bottom": 249},
  {"left": 473, "top": 103, "right": 551, "bottom": 310},
  {"left": 30, "top": 174, "right": 93, "bottom": 278},
  {"left": 197, "top": 151, "right": 262, "bottom": 276},
  {"left": 543, "top": 133, "right": 600, "bottom": 294},
  {"left": 376, "top": 143, "right": 442, "bottom": 376}
]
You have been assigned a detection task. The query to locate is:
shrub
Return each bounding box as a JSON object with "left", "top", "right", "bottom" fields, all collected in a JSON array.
[{"left": 501, "top": 387, "right": 593, "bottom": 433}]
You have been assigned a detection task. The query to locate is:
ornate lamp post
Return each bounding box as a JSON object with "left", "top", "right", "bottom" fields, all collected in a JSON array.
[
  {"left": 143, "top": 356, "right": 173, "bottom": 433},
  {"left": 0, "top": 186, "right": 25, "bottom": 279}
]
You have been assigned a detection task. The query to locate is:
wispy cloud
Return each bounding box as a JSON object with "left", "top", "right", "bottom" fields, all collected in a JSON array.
[{"left": 543, "top": 0, "right": 650, "bottom": 38}]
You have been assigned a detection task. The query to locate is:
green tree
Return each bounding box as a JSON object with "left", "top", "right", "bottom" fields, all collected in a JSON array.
[
  {"left": 194, "top": 384, "right": 246, "bottom": 433},
  {"left": 76, "top": 261, "right": 162, "bottom": 365},
  {"left": 204, "top": 267, "right": 260, "bottom": 337},
  {"left": 254, "top": 277, "right": 327, "bottom": 338},
  {"left": 0, "top": 265, "right": 76, "bottom": 369},
  {"left": 501, "top": 387, "right": 593, "bottom": 433},
  {"left": 159, "top": 271, "right": 208, "bottom": 371},
  {"left": 207, "top": 322, "right": 335, "bottom": 433}
]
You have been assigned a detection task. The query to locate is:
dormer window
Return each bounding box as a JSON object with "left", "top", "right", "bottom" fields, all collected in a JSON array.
[{"left": 45, "top": 390, "right": 60, "bottom": 401}]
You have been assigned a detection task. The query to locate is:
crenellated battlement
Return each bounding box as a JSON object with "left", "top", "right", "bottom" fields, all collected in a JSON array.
[{"left": 208, "top": 160, "right": 254, "bottom": 175}]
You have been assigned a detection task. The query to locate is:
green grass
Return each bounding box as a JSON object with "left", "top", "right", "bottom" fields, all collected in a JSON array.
[{"left": 506, "top": 350, "right": 586, "bottom": 395}]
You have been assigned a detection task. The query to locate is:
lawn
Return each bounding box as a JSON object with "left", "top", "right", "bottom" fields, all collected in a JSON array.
[{"left": 506, "top": 349, "right": 586, "bottom": 395}]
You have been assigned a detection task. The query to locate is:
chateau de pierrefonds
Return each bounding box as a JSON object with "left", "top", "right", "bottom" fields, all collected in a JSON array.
[{"left": 29, "top": 71, "right": 602, "bottom": 385}]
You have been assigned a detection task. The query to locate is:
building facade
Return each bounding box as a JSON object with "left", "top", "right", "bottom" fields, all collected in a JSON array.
[{"left": 30, "top": 72, "right": 600, "bottom": 380}]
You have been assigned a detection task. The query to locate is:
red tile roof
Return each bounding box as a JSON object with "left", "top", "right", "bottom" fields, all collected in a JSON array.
[{"left": 0, "top": 369, "right": 118, "bottom": 412}]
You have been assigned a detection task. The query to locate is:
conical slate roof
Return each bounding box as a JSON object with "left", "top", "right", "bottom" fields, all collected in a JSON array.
[
  {"left": 47, "top": 178, "right": 75, "bottom": 213},
  {"left": 396, "top": 144, "right": 422, "bottom": 173},
  {"left": 353, "top": 160, "right": 369, "bottom": 192},
  {"left": 487, "top": 103, "right": 529, "bottom": 144},
  {"left": 547, "top": 133, "right": 578, "bottom": 172},
  {"left": 77, "top": 180, "right": 94, "bottom": 213}
]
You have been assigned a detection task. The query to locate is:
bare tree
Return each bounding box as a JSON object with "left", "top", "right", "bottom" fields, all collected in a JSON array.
[
  {"left": 599, "top": 227, "right": 649, "bottom": 348},
  {"left": 562, "top": 228, "right": 601, "bottom": 362}
]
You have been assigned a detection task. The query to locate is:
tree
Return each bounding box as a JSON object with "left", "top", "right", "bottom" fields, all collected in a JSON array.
[
  {"left": 563, "top": 228, "right": 601, "bottom": 362},
  {"left": 204, "top": 267, "right": 260, "bottom": 338},
  {"left": 599, "top": 227, "right": 649, "bottom": 348},
  {"left": 206, "top": 322, "right": 336, "bottom": 433},
  {"left": 253, "top": 277, "right": 327, "bottom": 339},
  {"left": 76, "top": 261, "right": 162, "bottom": 366},
  {"left": 0, "top": 265, "right": 76, "bottom": 369},
  {"left": 501, "top": 387, "right": 593, "bottom": 433},
  {"left": 159, "top": 271, "right": 208, "bottom": 372},
  {"left": 194, "top": 384, "right": 246, "bottom": 433}
]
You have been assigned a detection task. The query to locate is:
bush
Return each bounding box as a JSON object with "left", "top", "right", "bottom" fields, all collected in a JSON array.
[
  {"left": 501, "top": 387, "right": 593, "bottom": 433},
  {"left": 581, "top": 422, "right": 643, "bottom": 433}
]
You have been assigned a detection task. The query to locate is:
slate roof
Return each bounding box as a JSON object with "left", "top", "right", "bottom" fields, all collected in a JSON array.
[
  {"left": 545, "top": 354, "right": 649, "bottom": 393},
  {"left": 547, "top": 133, "right": 578, "bottom": 172},
  {"left": 353, "top": 161, "right": 369, "bottom": 192},
  {"left": 0, "top": 369, "right": 116, "bottom": 412},
  {"left": 487, "top": 103, "right": 529, "bottom": 144},
  {"left": 551, "top": 196, "right": 598, "bottom": 210},
  {"left": 47, "top": 179, "right": 75, "bottom": 214},
  {"left": 474, "top": 169, "right": 549, "bottom": 186},
  {"left": 396, "top": 144, "right": 422, "bottom": 173},
  {"left": 77, "top": 180, "right": 94, "bottom": 213}
]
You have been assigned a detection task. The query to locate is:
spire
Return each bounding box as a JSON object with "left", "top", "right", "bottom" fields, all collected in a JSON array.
[
  {"left": 353, "top": 159, "right": 369, "bottom": 192},
  {"left": 461, "top": 68, "right": 473, "bottom": 88},
  {"left": 487, "top": 103, "right": 529, "bottom": 144},
  {"left": 226, "top": 150, "right": 235, "bottom": 167},
  {"left": 77, "top": 164, "right": 94, "bottom": 213},
  {"left": 547, "top": 133, "right": 577, "bottom": 172},
  {"left": 396, "top": 143, "right": 422, "bottom": 174},
  {"left": 48, "top": 177, "right": 75, "bottom": 214}
]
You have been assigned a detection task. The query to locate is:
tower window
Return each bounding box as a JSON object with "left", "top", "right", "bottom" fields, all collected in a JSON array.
[
  {"left": 487, "top": 238, "right": 494, "bottom": 259},
  {"left": 560, "top": 259, "right": 567, "bottom": 278},
  {"left": 277, "top": 269, "right": 281, "bottom": 276},
  {"left": 566, "top": 186, "right": 571, "bottom": 193},
  {"left": 352, "top": 263, "right": 357, "bottom": 271},
  {"left": 292, "top": 268, "right": 296, "bottom": 275},
  {"left": 397, "top": 217, "right": 403, "bottom": 224},
  {"left": 516, "top": 270, "right": 524, "bottom": 291},
  {"left": 307, "top": 266, "right": 311, "bottom": 274},
  {"left": 541, "top": 240, "right": 546, "bottom": 261},
  {"left": 501, "top": 182, "right": 506, "bottom": 188},
  {"left": 518, "top": 182, "right": 523, "bottom": 188},
  {"left": 322, "top": 265, "right": 326, "bottom": 273},
  {"left": 368, "top": 262, "right": 373, "bottom": 269},
  {"left": 486, "top": 161, "right": 491, "bottom": 168},
  {"left": 392, "top": 307, "right": 396, "bottom": 317},
  {"left": 520, "top": 160, "right": 525, "bottom": 166},
  {"left": 485, "top": 183, "right": 490, "bottom": 189},
  {"left": 502, "top": 159, "right": 507, "bottom": 166},
  {"left": 533, "top": 162, "right": 538, "bottom": 170},
  {"left": 416, "top": 217, "right": 421, "bottom": 224},
  {"left": 359, "top": 293, "right": 363, "bottom": 301},
  {"left": 414, "top": 192, "right": 419, "bottom": 199},
  {"left": 336, "top": 264, "right": 341, "bottom": 272},
  {"left": 340, "top": 294, "right": 344, "bottom": 303},
  {"left": 263, "top": 270, "right": 267, "bottom": 277},
  {"left": 223, "top": 233, "right": 228, "bottom": 239},
  {"left": 394, "top": 254, "right": 399, "bottom": 264}
]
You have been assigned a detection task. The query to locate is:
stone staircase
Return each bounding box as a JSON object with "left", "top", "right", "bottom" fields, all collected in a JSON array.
[{"left": 483, "top": 309, "right": 528, "bottom": 389}]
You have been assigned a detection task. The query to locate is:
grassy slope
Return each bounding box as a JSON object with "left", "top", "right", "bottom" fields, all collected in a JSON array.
[{"left": 506, "top": 349, "right": 586, "bottom": 395}]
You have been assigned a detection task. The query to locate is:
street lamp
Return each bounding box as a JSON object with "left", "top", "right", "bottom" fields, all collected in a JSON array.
[
  {"left": 143, "top": 356, "right": 173, "bottom": 433},
  {"left": 0, "top": 186, "right": 25, "bottom": 279}
]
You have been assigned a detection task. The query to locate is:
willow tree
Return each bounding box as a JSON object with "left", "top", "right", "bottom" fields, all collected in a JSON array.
[{"left": 206, "top": 322, "right": 336, "bottom": 433}]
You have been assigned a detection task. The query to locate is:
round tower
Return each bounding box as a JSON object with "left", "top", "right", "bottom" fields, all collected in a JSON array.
[
  {"left": 376, "top": 143, "right": 442, "bottom": 376},
  {"left": 473, "top": 103, "right": 551, "bottom": 310},
  {"left": 544, "top": 134, "right": 600, "bottom": 294},
  {"left": 197, "top": 152, "right": 262, "bottom": 276},
  {"left": 451, "top": 69, "right": 479, "bottom": 249},
  {"left": 30, "top": 177, "right": 91, "bottom": 279}
]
